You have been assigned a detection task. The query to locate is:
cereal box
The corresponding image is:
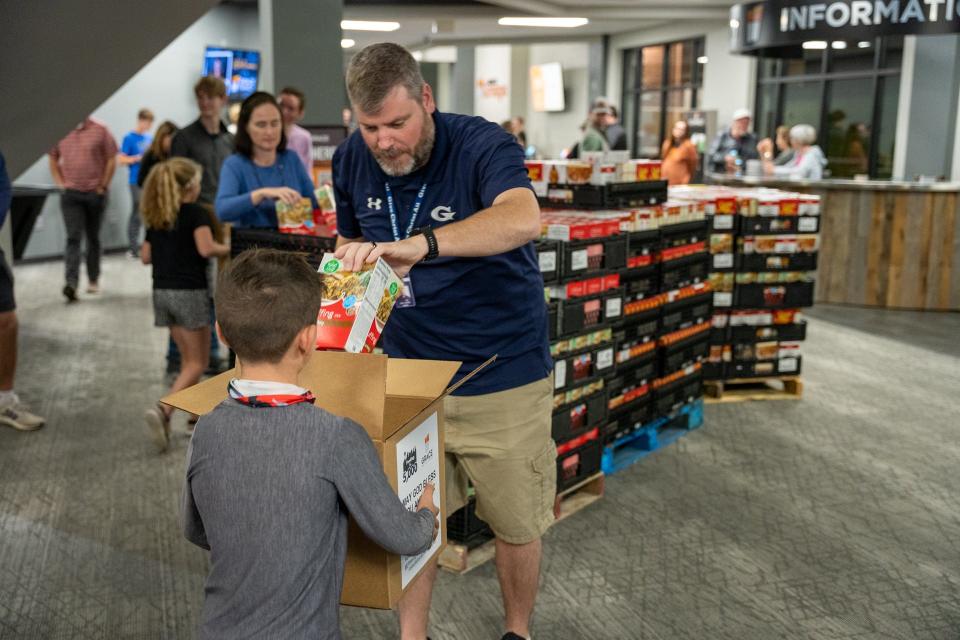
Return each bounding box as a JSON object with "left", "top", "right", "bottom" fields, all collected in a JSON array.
[
  {"left": 316, "top": 254, "right": 403, "bottom": 353},
  {"left": 276, "top": 197, "right": 317, "bottom": 235}
]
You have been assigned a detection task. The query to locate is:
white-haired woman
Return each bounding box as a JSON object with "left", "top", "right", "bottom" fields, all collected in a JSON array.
[{"left": 764, "top": 124, "right": 827, "bottom": 180}]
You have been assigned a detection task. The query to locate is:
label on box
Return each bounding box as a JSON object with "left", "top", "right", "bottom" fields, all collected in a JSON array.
[
  {"left": 570, "top": 249, "right": 588, "bottom": 271},
  {"left": 596, "top": 347, "right": 614, "bottom": 370},
  {"left": 798, "top": 217, "right": 818, "bottom": 232},
  {"left": 713, "top": 215, "right": 734, "bottom": 230},
  {"left": 714, "top": 292, "right": 733, "bottom": 307},
  {"left": 397, "top": 412, "right": 442, "bottom": 589},
  {"left": 779, "top": 357, "right": 798, "bottom": 373},
  {"left": 606, "top": 297, "right": 622, "bottom": 318},
  {"left": 713, "top": 253, "right": 734, "bottom": 269},
  {"left": 554, "top": 360, "right": 567, "bottom": 389},
  {"left": 538, "top": 250, "right": 557, "bottom": 274}
]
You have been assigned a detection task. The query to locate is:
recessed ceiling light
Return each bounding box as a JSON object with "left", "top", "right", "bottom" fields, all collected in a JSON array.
[
  {"left": 341, "top": 39, "right": 356, "bottom": 49},
  {"left": 498, "top": 17, "right": 589, "bottom": 28},
  {"left": 802, "top": 40, "right": 828, "bottom": 50},
  {"left": 858, "top": 41, "right": 872, "bottom": 48},
  {"left": 730, "top": 19, "right": 740, "bottom": 28},
  {"left": 341, "top": 20, "right": 400, "bottom": 32},
  {"left": 831, "top": 41, "right": 847, "bottom": 49},
  {"left": 697, "top": 56, "right": 708, "bottom": 64}
]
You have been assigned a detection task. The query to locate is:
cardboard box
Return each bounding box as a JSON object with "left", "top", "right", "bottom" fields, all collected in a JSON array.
[
  {"left": 316, "top": 254, "right": 403, "bottom": 353},
  {"left": 163, "top": 351, "right": 494, "bottom": 610}
]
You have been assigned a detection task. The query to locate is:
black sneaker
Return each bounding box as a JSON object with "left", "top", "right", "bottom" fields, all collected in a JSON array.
[
  {"left": 501, "top": 634, "right": 527, "bottom": 640},
  {"left": 62, "top": 284, "right": 77, "bottom": 302}
]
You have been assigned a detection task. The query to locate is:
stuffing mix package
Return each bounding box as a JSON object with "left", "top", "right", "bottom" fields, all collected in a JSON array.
[
  {"left": 316, "top": 253, "right": 403, "bottom": 353},
  {"left": 276, "top": 197, "right": 317, "bottom": 235}
]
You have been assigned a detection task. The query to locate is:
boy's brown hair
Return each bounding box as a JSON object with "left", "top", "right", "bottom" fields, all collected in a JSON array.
[
  {"left": 216, "top": 249, "right": 322, "bottom": 364},
  {"left": 195, "top": 75, "right": 227, "bottom": 98}
]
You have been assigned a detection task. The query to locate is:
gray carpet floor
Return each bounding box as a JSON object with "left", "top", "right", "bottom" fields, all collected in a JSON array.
[{"left": 1, "top": 255, "right": 959, "bottom": 639}]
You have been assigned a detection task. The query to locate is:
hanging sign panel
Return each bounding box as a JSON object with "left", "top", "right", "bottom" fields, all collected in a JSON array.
[{"left": 730, "top": 0, "right": 960, "bottom": 55}]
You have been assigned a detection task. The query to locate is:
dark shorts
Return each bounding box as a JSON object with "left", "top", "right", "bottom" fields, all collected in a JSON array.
[{"left": 0, "top": 247, "right": 14, "bottom": 313}]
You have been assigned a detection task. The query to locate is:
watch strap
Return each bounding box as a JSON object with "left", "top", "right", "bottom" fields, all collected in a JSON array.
[{"left": 420, "top": 227, "right": 439, "bottom": 261}]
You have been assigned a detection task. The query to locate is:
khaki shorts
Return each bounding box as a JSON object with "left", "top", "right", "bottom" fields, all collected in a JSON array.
[{"left": 444, "top": 376, "right": 556, "bottom": 545}]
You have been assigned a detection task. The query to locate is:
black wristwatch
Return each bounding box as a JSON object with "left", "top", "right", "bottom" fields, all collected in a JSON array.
[{"left": 418, "top": 227, "right": 439, "bottom": 262}]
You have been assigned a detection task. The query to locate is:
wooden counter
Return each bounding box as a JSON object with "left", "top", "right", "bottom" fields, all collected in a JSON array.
[{"left": 707, "top": 176, "right": 960, "bottom": 311}]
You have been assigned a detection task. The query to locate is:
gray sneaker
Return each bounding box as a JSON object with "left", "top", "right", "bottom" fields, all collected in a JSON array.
[
  {"left": 0, "top": 399, "right": 45, "bottom": 431},
  {"left": 144, "top": 405, "right": 170, "bottom": 453}
]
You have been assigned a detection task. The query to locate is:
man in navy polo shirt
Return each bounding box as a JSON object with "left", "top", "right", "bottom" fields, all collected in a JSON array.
[{"left": 333, "top": 43, "right": 554, "bottom": 640}]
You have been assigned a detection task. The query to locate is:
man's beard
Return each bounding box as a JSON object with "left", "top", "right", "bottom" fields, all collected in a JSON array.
[{"left": 374, "top": 112, "right": 435, "bottom": 177}]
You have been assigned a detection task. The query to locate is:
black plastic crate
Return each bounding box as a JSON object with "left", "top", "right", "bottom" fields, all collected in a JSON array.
[
  {"left": 739, "top": 215, "right": 820, "bottom": 235},
  {"left": 447, "top": 499, "right": 492, "bottom": 547},
  {"left": 653, "top": 370, "right": 703, "bottom": 415},
  {"left": 729, "top": 322, "right": 807, "bottom": 343},
  {"left": 736, "top": 252, "right": 818, "bottom": 272},
  {"left": 536, "top": 240, "right": 560, "bottom": 284},
  {"left": 660, "top": 253, "right": 710, "bottom": 291},
  {"left": 626, "top": 229, "right": 660, "bottom": 269},
  {"left": 552, "top": 390, "right": 607, "bottom": 442},
  {"left": 659, "top": 330, "right": 710, "bottom": 376},
  {"left": 603, "top": 396, "right": 655, "bottom": 443},
  {"left": 557, "top": 287, "right": 625, "bottom": 337},
  {"left": 729, "top": 356, "right": 802, "bottom": 378},
  {"left": 607, "top": 356, "right": 656, "bottom": 409},
  {"left": 709, "top": 326, "right": 729, "bottom": 344},
  {"left": 556, "top": 434, "right": 602, "bottom": 491},
  {"left": 614, "top": 304, "right": 660, "bottom": 344},
  {"left": 540, "top": 181, "right": 668, "bottom": 209},
  {"left": 709, "top": 213, "right": 738, "bottom": 233},
  {"left": 547, "top": 302, "right": 559, "bottom": 341},
  {"left": 560, "top": 236, "right": 628, "bottom": 280},
  {"left": 660, "top": 291, "right": 713, "bottom": 334},
  {"left": 231, "top": 228, "right": 336, "bottom": 268},
  {"left": 701, "top": 361, "right": 726, "bottom": 380},
  {"left": 659, "top": 219, "right": 709, "bottom": 248},
  {"left": 734, "top": 281, "right": 815, "bottom": 309},
  {"left": 553, "top": 344, "right": 616, "bottom": 392},
  {"left": 621, "top": 264, "right": 661, "bottom": 312}
]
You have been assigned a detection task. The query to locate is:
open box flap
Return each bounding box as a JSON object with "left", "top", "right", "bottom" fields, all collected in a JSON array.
[
  {"left": 443, "top": 354, "right": 497, "bottom": 396},
  {"left": 386, "top": 359, "right": 462, "bottom": 399},
  {"left": 163, "top": 351, "right": 388, "bottom": 439}
]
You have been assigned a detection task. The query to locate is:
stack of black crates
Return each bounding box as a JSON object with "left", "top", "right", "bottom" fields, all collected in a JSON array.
[{"left": 668, "top": 187, "right": 821, "bottom": 381}]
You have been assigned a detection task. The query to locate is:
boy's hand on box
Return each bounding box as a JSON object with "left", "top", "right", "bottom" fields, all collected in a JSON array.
[{"left": 417, "top": 483, "right": 440, "bottom": 540}]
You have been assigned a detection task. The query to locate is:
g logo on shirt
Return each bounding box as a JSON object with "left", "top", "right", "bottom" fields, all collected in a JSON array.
[
  {"left": 367, "top": 197, "right": 382, "bottom": 211},
  {"left": 430, "top": 205, "right": 456, "bottom": 222}
]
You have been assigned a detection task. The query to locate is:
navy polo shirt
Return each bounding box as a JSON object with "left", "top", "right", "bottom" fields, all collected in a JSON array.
[{"left": 333, "top": 111, "right": 552, "bottom": 396}]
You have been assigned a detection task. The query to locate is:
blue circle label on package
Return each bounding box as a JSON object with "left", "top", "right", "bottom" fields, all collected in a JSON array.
[{"left": 344, "top": 295, "right": 356, "bottom": 309}]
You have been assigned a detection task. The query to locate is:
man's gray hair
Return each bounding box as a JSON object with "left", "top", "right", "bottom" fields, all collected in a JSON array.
[
  {"left": 789, "top": 124, "right": 817, "bottom": 146},
  {"left": 346, "top": 43, "right": 425, "bottom": 115}
]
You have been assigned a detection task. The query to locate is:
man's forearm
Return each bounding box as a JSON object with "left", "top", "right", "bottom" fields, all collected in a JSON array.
[{"left": 100, "top": 159, "right": 117, "bottom": 190}]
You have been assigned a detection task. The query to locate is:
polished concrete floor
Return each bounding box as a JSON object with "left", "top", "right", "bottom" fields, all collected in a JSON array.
[{"left": 1, "top": 255, "right": 959, "bottom": 639}]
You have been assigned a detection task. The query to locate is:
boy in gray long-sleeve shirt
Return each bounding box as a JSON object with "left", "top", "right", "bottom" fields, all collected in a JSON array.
[{"left": 180, "top": 249, "right": 438, "bottom": 640}]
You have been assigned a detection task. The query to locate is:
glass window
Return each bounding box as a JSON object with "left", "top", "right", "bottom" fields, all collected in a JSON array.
[
  {"left": 881, "top": 35, "right": 904, "bottom": 69},
  {"left": 874, "top": 77, "right": 899, "bottom": 179},
  {"left": 623, "top": 49, "right": 639, "bottom": 91},
  {"left": 667, "top": 41, "right": 694, "bottom": 86},
  {"left": 783, "top": 50, "right": 823, "bottom": 76},
  {"left": 642, "top": 46, "right": 664, "bottom": 89},
  {"left": 623, "top": 92, "right": 638, "bottom": 155},
  {"left": 829, "top": 42, "right": 875, "bottom": 73},
  {"left": 758, "top": 58, "right": 778, "bottom": 79},
  {"left": 825, "top": 77, "right": 873, "bottom": 178},
  {"left": 781, "top": 81, "right": 822, "bottom": 131},
  {"left": 755, "top": 83, "right": 778, "bottom": 141},
  {"left": 665, "top": 88, "right": 694, "bottom": 140},
  {"left": 638, "top": 91, "right": 662, "bottom": 157}
]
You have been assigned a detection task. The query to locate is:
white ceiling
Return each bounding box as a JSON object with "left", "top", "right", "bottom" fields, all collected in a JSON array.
[{"left": 340, "top": 2, "right": 732, "bottom": 52}]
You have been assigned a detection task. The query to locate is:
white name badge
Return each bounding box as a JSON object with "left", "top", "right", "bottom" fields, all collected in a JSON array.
[{"left": 396, "top": 275, "right": 416, "bottom": 308}]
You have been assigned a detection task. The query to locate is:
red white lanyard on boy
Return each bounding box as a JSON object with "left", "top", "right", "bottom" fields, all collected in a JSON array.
[{"left": 227, "top": 380, "right": 315, "bottom": 408}]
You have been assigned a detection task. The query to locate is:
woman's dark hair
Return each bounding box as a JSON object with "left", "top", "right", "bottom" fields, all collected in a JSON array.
[
  {"left": 147, "top": 120, "right": 178, "bottom": 159},
  {"left": 234, "top": 91, "right": 287, "bottom": 158}
]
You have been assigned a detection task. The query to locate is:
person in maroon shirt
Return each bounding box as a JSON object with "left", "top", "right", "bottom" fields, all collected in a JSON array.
[{"left": 48, "top": 118, "right": 118, "bottom": 302}]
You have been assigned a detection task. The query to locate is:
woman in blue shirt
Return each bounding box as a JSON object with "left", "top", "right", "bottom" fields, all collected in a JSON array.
[{"left": 215, "top": 91, "right": 318, "bottom": 228}]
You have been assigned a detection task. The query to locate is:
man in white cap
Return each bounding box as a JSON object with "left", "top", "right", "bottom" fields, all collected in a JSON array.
[{"left": 707, "top": 108, "right": 759, "bottom": 174}]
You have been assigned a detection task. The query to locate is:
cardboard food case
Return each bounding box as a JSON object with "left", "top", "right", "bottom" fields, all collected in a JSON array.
[
  {"left": 316, "top": 254, "right": 403, "bottom": 353},
  {"left": 163, "top": 351, "right": 493, "bottom": 610}
]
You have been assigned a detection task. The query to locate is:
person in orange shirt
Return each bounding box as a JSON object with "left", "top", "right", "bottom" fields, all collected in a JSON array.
[{"left": 660, "top": 120, "right": 700, "bottom": 185}]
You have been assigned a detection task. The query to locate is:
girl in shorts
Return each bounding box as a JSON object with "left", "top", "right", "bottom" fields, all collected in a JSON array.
[{"left": 140, "top": 158, "right": 228, "bottom": 452}]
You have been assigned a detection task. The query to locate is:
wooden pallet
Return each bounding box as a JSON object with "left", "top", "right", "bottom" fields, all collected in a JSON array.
[
  {"left": 438, "top": 473, "right": 605, "bottom": 575},
  {"left": 704, "top": 376, "right": 803, "bottom": 403}
]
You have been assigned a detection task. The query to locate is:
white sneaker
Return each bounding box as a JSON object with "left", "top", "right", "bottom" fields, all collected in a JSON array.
[
  {"left": 0, "top": 397, "right": 45, "bottom": 431},
  {"left": 144, "top": 405, "right": 170, "bottom": 453},
  {"left": 86, "top": 282, "right": 100, "bottom": 294}
]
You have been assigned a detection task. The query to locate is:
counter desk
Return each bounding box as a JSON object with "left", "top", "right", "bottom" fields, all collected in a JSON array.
[{"left": 706, "top": 175, "right": 960, "bottom": 311}]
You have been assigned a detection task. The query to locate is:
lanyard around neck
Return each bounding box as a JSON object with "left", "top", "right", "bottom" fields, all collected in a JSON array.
[{"left": 384, "top": 181, "right": 427, "bottom": 242}]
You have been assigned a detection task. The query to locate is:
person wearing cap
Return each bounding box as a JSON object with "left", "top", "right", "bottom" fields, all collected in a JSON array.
[{"left": 707, "top": 108, "right": 759, "bottom": 174}]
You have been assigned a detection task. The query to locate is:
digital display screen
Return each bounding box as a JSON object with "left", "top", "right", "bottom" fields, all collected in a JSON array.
[{"left": 203, "top": 46, "right": 260, "bottom": 100}]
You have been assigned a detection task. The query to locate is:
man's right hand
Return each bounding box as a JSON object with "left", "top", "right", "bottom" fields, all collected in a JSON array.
[{"left": 417, "top": 483, "right": 440, "bottom": 540}]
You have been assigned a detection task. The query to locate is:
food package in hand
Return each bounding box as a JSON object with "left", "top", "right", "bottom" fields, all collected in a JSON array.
[
  {"left": 277, "top": 197, "right": 316, "bottom": 235},
  {"left": 316, "top": 254, "right": 403, "bottom": 353}
]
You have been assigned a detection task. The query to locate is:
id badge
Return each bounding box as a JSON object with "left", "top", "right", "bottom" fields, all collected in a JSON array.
[{"left": 396, "top": 275, "right": 416, "bottom": 308}]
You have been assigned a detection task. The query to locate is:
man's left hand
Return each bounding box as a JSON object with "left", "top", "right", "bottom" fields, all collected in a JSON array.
[{"left": 334, "top": 235, "right": 428, "bottom": 277}]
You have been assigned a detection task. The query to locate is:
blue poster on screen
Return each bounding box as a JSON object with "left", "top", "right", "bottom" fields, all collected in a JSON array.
[{"left": 203, "top": 47, "right": 260, "bottom": 100}]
